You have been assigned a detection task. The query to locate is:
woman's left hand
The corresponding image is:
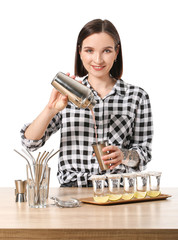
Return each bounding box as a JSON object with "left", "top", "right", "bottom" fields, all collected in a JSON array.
[{"left": 101, "top": 145, "right": 124, "bottom": 170}]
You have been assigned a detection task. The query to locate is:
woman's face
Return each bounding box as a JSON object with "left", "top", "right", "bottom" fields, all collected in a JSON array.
[{"left": 79, "top": 32, "right": 118, "bottom": 79}]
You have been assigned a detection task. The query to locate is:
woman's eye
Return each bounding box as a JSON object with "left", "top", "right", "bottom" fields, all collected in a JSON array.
[
  {"left": 104, "top": 49, "right": 111, "bottom": 53},
  {"left": 85, "top": 49, "right": 93, "bottom": 53}
]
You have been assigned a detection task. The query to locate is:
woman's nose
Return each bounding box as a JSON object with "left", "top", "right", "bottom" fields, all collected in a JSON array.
[{"left": 93, "top": 53, "right": 103, "bottom": 64}]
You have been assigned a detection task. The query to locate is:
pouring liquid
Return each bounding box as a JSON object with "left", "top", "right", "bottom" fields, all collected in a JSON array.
[{"left": 90, "top": 109, "right": 98, "bottom": 144}]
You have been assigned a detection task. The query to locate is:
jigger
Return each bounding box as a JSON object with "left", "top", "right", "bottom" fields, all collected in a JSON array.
[{"left": 15, "top": 180, "right": 27, "bottom": 202}]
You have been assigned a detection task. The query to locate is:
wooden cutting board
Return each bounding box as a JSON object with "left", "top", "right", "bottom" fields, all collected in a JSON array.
[{"left": 80, "top": 194, "right": 172, "bottom": 206}]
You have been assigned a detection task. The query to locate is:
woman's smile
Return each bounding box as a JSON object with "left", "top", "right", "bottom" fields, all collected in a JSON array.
[{"left": 91, "top": 65, "right": 105, "bottom": 71}]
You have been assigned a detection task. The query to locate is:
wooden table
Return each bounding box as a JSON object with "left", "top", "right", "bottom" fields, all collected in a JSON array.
[{"left": 0, "top": 187, "right": 178, "bottom": 239}]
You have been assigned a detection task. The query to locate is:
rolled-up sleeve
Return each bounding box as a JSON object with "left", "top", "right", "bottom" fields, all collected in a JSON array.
[
  {"left": 131, "top": 92, "right": 153, "bottom": 171},
  {"left": 20, "top": 113, "right": 61, "bottom": 151}
]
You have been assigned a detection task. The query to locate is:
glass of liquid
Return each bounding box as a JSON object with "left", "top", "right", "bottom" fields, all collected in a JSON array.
[
  {"left": 107, "top": 174, "right": 122, "bottom": 201},
  {"left": 90, "top": 175, "right": 108, "bottom": 203},
  {"left": 147, "top": 171, "right": 162, "bottom": 197},
  {"left": 135, "top": 172, "right": 148, "bottom": 199},
  {"left": 122, "top": 173, "right": 136, "bottom": 200}
]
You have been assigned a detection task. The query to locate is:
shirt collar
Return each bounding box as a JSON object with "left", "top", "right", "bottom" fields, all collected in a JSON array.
[
  {"left": 113, "top": 79, "right": 128, "bottom": 96},
  {"left": 82, "top": 77, "right": 127, "bottom": 97},
  {"left": 82, "top": 77, "right": 98, "bottom": 96}
]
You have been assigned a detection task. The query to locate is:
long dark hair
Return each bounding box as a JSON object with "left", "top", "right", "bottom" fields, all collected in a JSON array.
[{"left": 74, "top": 19, "right": 123, "bottom": 79}]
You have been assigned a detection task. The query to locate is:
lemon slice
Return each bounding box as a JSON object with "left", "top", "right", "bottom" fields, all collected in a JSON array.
[
  {"left": 122, "top": 193, "right": 134, "bottom": 200},
  {"left": 108, "top": 194, "right": 122, "bottom": 201},
  {"left": 134, "top": 191, "right": 147, "bottom": 199},
  {"left": 147, "top": 191, "right": 161, "bottom": 197},
  {"left": 93, "top": 196, "right": 109, "bottom": 203}
]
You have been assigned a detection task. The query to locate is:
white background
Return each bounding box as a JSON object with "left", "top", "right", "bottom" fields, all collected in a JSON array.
[{"left": 0, "top": 0, "right": 177, "bottom": 187}]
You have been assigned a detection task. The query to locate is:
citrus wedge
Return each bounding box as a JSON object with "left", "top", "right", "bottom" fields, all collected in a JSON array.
[
  {"left": 147, "top": 191, "right": 161, "bottom": 197},
  {"left": 134, "top": 191, "right": 147, "bottom": 199},
  {"left": 108, "top": 194, "right": 122, "bottom": 201},
  {"left": 93, "top": 196, "right": 109, "bottom": 203},
  {"left": 122, "top": 193, "right": 134, "bottom": 200}
]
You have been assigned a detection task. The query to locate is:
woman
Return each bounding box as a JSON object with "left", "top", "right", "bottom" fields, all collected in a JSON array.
[{"left": 21, "top": 19, "right": 153, "bottom": 187}]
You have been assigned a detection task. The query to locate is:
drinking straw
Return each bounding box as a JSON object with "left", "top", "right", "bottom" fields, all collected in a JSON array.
[
  {"left": 36, "top": 152, "right": 41, "bottom": 164},
  {"left": 14, "top": 149, "right": 34, "bottom": 182},
  {"left": 44, "top": 149, "right": 54, "bottom": 165},
  {"left": 46, "top": 149, "right": 60, "bottom": 163},
  {"left": 21, "top": 148, "right": 34, "bottom": 165},
  {"left": 26, "top": 148, "right": 36, "bottom": 165},
  {"left": 41, "top": 152, "right": 49, "bottom": 164},
  {"left": 39, "top": 149, "right": 60, "bottom": 185},
  {"left": 39, "top": 151, "right": 46, "bottom": 164}
]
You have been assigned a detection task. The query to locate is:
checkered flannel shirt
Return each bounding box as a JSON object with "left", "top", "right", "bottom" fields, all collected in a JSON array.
[{"left": 20, "top": 77, "right": 153, "bottom": 187}]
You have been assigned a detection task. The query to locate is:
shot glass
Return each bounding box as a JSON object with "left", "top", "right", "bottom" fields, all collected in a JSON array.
[
  {"left": 92, "top": 140, "right": 110, "bottom": 171},
  {"left": 90, "top": 175, "right": 108, "bottom": 203},
  {"left": 122, "top": 173, "right": 136, "bottom": 200},
  {"left": 107, "top": 174, "right": 122, "bottom": 201},
  {"left": 147, "top": 171, "right": 162, "bottom": 197},
  {"left": 26, "top": 164, "right": 50, "bottom": 208},
  {"left": 135, "top": 172, "right": 148, "bottom": 199},
  {"left": 107, "top": 174, "right": 122, "bottom": 194}
]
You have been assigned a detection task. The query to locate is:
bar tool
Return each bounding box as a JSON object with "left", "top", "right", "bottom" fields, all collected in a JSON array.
[
  {"left": 92, "top": 140, "right": 110, "bottom": 170},
  {"left": 50, "top": 196, "right": 81, "bottom": 208},
  {"left": 14, "top": 148, "right": 59, "bottom": 208},
  {"left": 15, "top": 180, "right": 27, "bottom": 202},
  {"left": 51, "top": 72, "right": 96, "bottom": 110}
]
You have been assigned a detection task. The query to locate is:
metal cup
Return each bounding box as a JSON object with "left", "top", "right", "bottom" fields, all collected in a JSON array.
[
  {"left": 92, "top": 141, "right": 110, "bottom": 171},
  {"left": 15, "top": 180, "right": 27, "bottom": 202}
]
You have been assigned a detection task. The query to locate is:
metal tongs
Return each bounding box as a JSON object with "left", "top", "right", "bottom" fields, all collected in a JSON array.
[{"left": 50, "top": 196, "right": 81, "bottom": 208}]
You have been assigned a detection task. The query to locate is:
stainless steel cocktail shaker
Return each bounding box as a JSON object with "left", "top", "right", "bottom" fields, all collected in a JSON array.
[{"left": 51, "top": 72, "right": 96, "bottom": 110}]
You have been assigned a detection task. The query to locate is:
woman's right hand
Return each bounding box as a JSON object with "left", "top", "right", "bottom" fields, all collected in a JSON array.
[
  {"left": 48, "top": 88, "right": 68, "bottom": 112},
  {"left": 47, "top": 73, "right": 76, "bottom": 113}
]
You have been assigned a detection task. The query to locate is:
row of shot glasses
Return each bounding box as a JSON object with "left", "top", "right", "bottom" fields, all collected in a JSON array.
[{"left": 90, "top": 171, "right": 162, "bottom": 203}]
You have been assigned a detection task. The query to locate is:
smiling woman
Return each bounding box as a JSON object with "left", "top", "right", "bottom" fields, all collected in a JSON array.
[
  {"left": 20, "top": 19, "right": 153, "bottom": 187},
  {"left": 75, "top": 19, "right": 123, "bottom": 80}
]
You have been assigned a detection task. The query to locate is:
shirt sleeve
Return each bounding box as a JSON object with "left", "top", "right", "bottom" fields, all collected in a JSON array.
[
  {"left": 20, "top": 113, "right": 61, "bottom": 152},
  {"left": 130, "top": 91, "right": 153, "bottom": 171}
]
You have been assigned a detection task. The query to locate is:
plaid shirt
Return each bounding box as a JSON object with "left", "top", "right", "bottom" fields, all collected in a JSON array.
[{"left": 21, "top": 78, "right": 153, "bottom": 187}]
